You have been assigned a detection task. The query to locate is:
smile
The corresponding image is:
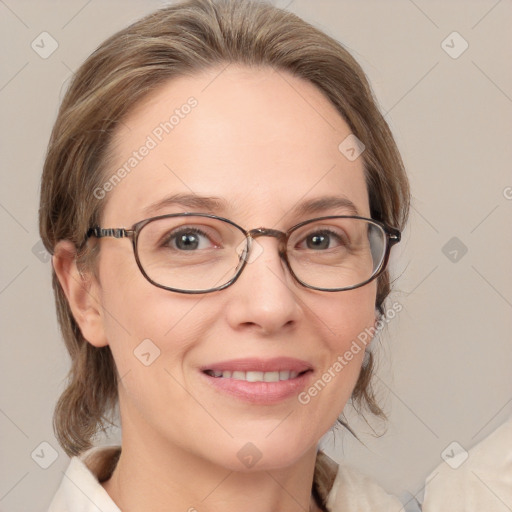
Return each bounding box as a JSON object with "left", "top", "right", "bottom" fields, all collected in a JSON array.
[
  {"left": 200, "top": 357, "right": 315, "bottom": 404},
  {"left": 203, "top": 369, "right": 308, "bottom": 381}
]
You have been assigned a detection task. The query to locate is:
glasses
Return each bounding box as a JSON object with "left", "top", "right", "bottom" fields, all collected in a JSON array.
[{"left": 86, "top": 213, "right": 401, "bottom": 294}]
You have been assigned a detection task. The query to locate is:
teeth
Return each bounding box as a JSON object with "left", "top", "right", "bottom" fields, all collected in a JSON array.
[
  {"left": 246, "top": 371, "right": 264, "bottom": 382},
  {"left": 207, "top": 370, "right": 301, "bottom": 381},
  {"left": 264, "top": 371, "right": 280, "bottom": 382}
]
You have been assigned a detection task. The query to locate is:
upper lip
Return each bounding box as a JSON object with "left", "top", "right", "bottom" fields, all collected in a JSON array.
[{"left": 200, "top": 357, "right": 314, "bottom": 373}]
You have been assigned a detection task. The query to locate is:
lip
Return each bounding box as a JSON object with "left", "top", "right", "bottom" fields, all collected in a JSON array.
[{"left": 199, "top": 357, "right": 314, "bottom": 404}]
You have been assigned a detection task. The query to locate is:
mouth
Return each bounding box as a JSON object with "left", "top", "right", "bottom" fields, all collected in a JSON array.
[
  {"left": 199, "top": 357, "right": 314, "bottom": 404},
  {"left": 203, "top": 369, "right": 311, "bottom": 382}
]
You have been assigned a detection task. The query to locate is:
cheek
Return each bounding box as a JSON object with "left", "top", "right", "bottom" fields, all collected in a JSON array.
[
  {"left": 96, "top": 278, "right": 213, "bottom": 429},
  {"left": 297, "top": 282, "right": 377, "bottom": 409},
  {"left": 319, "top": 281, "right": 377, "bottom": 351},
  {"left": 95, "top": 250, "right": 202, "bottom": 375},
  {"left": 319, "top": 285, "right": 376, "bottom": 388}
]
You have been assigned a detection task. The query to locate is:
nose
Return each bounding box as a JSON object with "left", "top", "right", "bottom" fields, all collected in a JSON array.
[{"left": 224, "top": 233, "right": 303, "bottom": 335}]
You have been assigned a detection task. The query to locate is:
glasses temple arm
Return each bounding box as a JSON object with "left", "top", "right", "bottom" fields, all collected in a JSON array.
[{"left": 86, "top": 227, "right": 132, "bottom": 239}]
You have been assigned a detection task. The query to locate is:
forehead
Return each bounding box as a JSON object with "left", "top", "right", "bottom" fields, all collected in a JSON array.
[{"left": 102, "top": 64, "right": 370, "bottom": 226}]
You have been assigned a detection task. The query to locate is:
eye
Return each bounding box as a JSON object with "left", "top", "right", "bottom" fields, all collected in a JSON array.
[
  {"left": 296, "top": 228, "right": 349, "bottom": 251},
  {"left": 162, "top": 226, "right": 220, "bottom": 251}
]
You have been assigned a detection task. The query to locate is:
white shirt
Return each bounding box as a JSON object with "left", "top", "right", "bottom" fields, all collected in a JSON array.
[
  {"left": 422, "top": 414, "right": 512, "bottom": 511},
  {"left": 47, "top": 445, "right": 403, "bottom": 511}
]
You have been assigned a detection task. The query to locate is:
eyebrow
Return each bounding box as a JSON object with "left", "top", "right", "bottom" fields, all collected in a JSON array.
[
  {"left": 142, "top": 193, "right": 360, "bottom": 218},
  {"left": 293, "top": 195, "right": 359, "bottom": 217},
  {"left": 142, "top": 193, "right": 228, "bottom": 216}
]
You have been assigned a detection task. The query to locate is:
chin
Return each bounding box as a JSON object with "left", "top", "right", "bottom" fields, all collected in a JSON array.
[{"left": 204, "top": 429, "right": 319, "bottom": 473}]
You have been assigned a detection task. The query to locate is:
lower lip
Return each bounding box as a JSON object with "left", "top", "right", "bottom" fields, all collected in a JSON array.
[{"left": 200, "top": 370, "right": 314, "bottom": 404}]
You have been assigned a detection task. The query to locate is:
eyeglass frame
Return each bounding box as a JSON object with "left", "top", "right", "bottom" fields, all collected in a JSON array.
[{"left": 86, "top": 212, "right": 401, "bottom": 294}]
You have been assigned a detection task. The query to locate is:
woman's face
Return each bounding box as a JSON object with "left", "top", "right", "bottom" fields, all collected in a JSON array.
[{"left": 88, "top": 65, "right": 377, "bottom": 470}]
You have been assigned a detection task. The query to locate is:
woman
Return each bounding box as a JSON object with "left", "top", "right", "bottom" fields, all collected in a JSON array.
[{"left": 40, "top": 0, "right": 410, "bottom": 510}]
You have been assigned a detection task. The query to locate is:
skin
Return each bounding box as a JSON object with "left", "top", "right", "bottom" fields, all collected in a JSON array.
[{"left": 54, "top": 64, "right": 378, "bottom": 512}]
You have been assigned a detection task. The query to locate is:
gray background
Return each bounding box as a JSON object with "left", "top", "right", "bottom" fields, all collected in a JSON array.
[{"left": 1, "top": 0, "right": 511, "bottom": 510}]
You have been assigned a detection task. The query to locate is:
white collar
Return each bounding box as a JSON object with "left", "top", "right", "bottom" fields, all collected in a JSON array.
[{"left": 48, "top": 446, "right": 121, "bottom": 512}]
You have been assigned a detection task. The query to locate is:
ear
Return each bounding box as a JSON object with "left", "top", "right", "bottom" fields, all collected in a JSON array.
[{"left": 52, "top": 240, "right": 109, "bottom": 347}]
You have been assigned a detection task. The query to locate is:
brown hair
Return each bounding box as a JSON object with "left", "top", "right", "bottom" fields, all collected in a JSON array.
[{"left": 40, "top": 0, "right": 409, "bottom": 469}]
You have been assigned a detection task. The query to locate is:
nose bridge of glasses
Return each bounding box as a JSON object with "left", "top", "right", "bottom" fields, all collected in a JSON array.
[
  {"left": 248, "top": 227, "right": 286, "bottom": 241},
  {"left": 247, "top": 227, "right": 287, "bottom": 255},
  {"left": 248, "top": 227, "right": 284, "bottom": 238}
]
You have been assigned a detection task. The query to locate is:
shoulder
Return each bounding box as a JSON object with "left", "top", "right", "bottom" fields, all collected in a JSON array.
[
  {"left": 315, "top": 451, "right": 403, "bottom": 512},
  {"left": 422, "top": 415, "right": 512, "bottom": 511},
  {"left": 47, "top": 445, "right": 121, "bottom": 512}
]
